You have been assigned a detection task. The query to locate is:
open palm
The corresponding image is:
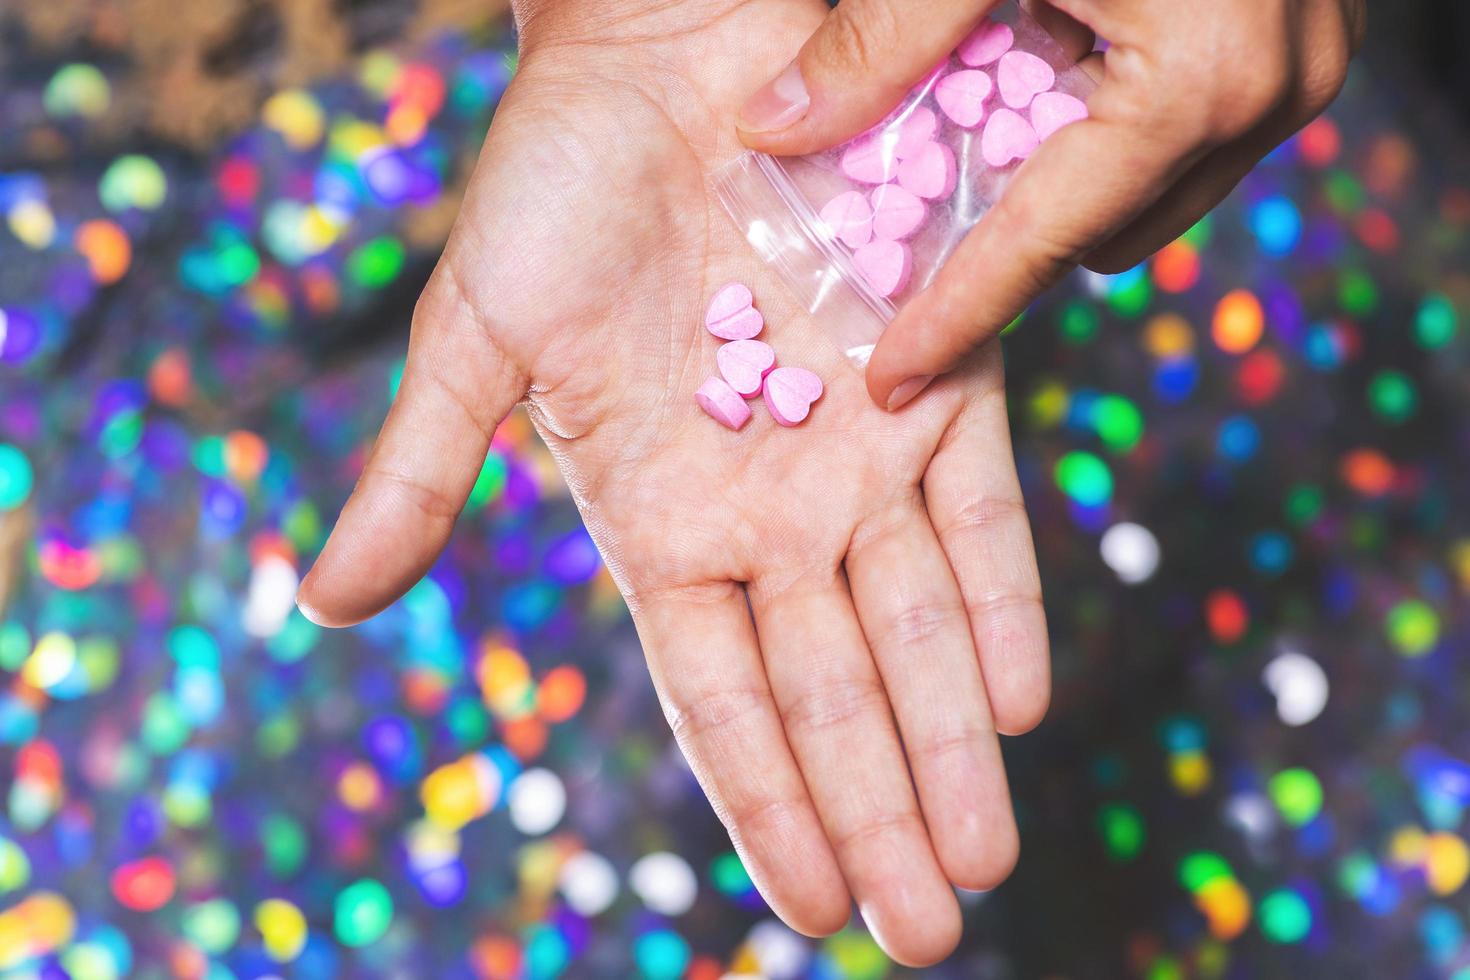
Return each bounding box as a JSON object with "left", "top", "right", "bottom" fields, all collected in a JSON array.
[{"left": 299, "top": 0, "right": 1048, "bottom": 964}]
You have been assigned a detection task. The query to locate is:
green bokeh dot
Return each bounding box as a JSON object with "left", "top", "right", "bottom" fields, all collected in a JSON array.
[
  {"left": 1179, "top": 852, "right": 1233, "bottom": 893},
  {"left": 1368, "top": 370, "right": 1417, "bottom": 423},
  {"left": 1386, "top": 599, "right": 1439, "bottom": 656},
  {"left": 0, "top": 445, "right": 34, "bottom": 510},
  {"left": 1259, "top": 888, "right": 1312, "bottom": 943},
  {"left": 710, "top": 851, "right": 753, "bottom": 895},
  {"left": 1055, "top": 452, "right": 1113, "bottom": 507},
  {"left": 335, "top": 878, "right": 394, "bottom": 947},
  {"left": 1097, "top": 803, "right": 1145, "bottom": 861},
  {"left": 1269, "top": 768, "right": 1323, "bottom": 826},
  {"left": 1415, "top": 293, "right": 1458, "bottom": 350},
  {"left": 1284, "top": 484, "right": 1324, "bottom": 526},
  {"left": 1095, "top": 395, "right": 1144, "bottom": 453}
]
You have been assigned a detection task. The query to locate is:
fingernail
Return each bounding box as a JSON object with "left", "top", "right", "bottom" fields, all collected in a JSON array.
[
  {"left": 295, "top": 592, "right": 326, "bottom": 627},
  {"left": 739, "top": 60, "right": 810, "bottom": 133},
  {"left": 886, "top": 375, "right": 934, "bottom": 411}
]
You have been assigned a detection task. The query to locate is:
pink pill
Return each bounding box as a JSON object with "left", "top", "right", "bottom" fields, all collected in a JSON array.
[
  {"left": 1030, "top": 90, "right": 1089, "bottom": 141},
  {"left": 819, "top": 191, "right": 874, "bottom": 248},
  {"left": 840, "top": 136, "right": 900, "bottom": 184},
  {"left": 934, "top": 69, "right": 992, "bottom": 128},
  {"left": 853, "top": 239, "right": 912, "bottom": 298},
  {"left": 981, "top": 108, "right": 1039, "bottom": 167},
  {"left": 870, "top": 184, "right": 927, "bottom": 240},
  {"left": 716, "top": 339, "right": 776, "bottom": 398},
  {"left": 956, "top": 19, "right": 1013, "bottom": 67},
  {"left": 997, "top": 50, "right": 1055, "bottom": 109},
  {"left": 695, "top": 376, "right": 752, "bottom": 430},
  {"left": 763, "top": 367, "right": 824, "bottom": 427},
  {"left": 705, "top": 282, "right": 764, "bottom": 341},
  {"left": 892, "top": 106, "right": 939, "bottom": 159},
  {"left": 897, "top": 142, "right": 957, "bottom": 200}
]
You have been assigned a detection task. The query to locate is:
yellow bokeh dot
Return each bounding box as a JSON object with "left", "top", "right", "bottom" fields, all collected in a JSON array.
[
  {"left": 1388, "top": 825, "right": 1427, "bottom": 867},
  {"left": 262, "top": 90, "right": 326, "bottom": 151},
  {"left": 255, "top": 898, "right": 307, "bottom": 962},
  {"left": 9, "top": 200, "right": 57, "bottom": 250},
  {"left": 1195, "top": 877, "right": 1251, "bottom": 940},
  {"left": 1169, "top": 750, "right": 1212, "bottom": 797},
  {"left": 23, "top": 632, "right": 77, "bottom": 691},
  {"left": 1426, "top": 832, "right": 1470, "bottom": 896},
  {"left": 478, "top": 645, "right": 533, "bottom": 718},
  {"left": 1450, "top": 540, "right": 1470, "bottom": 593},
  {"left": 421, "top": 755, "right": 499, "bottom": 831},
  {"left": 1028, "top": 380, "right": 1069, "bottom": 430},
  {"left": 1144, "top": 313, "right": 1195, "bottom": 359},
  {"left": 338, "top": 762, "right": 382, "bottom": 812},
  {"left": 1212, "top": 290, "right": 1264, "bottom": 355}
]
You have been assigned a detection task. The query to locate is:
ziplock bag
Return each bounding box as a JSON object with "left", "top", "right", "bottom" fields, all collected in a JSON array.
[{"left": 715, "top": 2, "right": 1096, "bottom": 366}]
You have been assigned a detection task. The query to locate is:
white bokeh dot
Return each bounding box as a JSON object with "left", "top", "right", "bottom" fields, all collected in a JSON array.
[
  {"left": 559, "top": 850, "right": 619, "bottom": 916},
  {"left": 1100, "top": 522, "right": 1161, "bottom": 584},
  {"left": 1262, "top": 651, "right": 1328, "bottom": 726},
  {"left": 746, "top": 919, "right": 810, "bottom": 979},
  {"left": 629, "top": 851, "right": 698, "bottom": 916},
  {"left": 508, "top": 768, "right": 566, "bottom": 835}
]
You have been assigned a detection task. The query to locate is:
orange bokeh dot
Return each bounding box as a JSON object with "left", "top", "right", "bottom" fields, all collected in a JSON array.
[
  {"left": 1341, "top": 449, "right": 1395, "bottom": 497},
  {"left": 148, "top": 348, "right": 193, "bottom": 407},
  {"left": 471, "top": 936, "right": 522, "bottom": 980},
  {"left": 501, "top": 716, "right": 548, "bottom": 761},
  {"left": 1212, "top": 290, "right": 1264, "bottom": 354},
  {"left": 537, "top": 666, "right": 586, "bottom": 723},
  {"left": 224, "top": 430, "right": 269, "bottom": 483},
  {"left": 16, "top": 740, "right": 62, "bottom": 784},
  {"left": 111, "top": 856, "right": 176, "bottom": 912},
  {"left": 1205, "top": 589, "right": 1248, "bottom": 644},
  {"left": 1152, "top": 241, "right": 1200, "bottom": 293},
  {"left": 75, "top": 220, "right": 132, "bottom": 284}
]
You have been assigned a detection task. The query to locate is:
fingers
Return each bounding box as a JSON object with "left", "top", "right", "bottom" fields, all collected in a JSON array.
[
  {"left": 865, "top": 0, "right": 1306, "bottom": 407},
  {"left": 636, "top": 583, "right": 851, "bottom": 937},
  {"left": 737, "top": 0, "right": 1001, "bottom": 154},
  {"left": 751, "top": 570, "right": 962, "bottom": 967},
  {"left": 297, "top": 262, "right": 527, "bottom": 627},
  {"left": 1086, "top": 0, "right": 1359, "bottom": 271},
  {"left": 923, "top": 355, "right": 1049, "bottom": 734},
  {"left": 844, "top": 502, "right": 1018, "bottom": 892}
]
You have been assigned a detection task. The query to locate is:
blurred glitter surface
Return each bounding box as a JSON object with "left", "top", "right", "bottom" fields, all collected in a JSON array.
[{"left": 2, "top": 1, "right": 1470, "bottom": 977}]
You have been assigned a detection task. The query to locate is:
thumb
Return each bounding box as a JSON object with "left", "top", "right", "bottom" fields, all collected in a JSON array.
[{"left": 738, "top": 0, "right": 999, "bottom": 153}]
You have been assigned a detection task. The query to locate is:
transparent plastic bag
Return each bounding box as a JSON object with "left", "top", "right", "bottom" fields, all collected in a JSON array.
[{"left": 714, "top": 2, "right": 1096, "bottom": 367}]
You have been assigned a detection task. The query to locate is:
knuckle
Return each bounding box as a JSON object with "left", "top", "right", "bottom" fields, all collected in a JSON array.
[
  {"left": 832, "top": 809, "right": 924, "bottom": 855},
  {"left": 882, "top": 600, "right": 963, "bottom": 650},
  {"left": 938, "top": 495, "right": 1027, "bottom": 540},
  {"left": 666, "top": 685, "right": 774, "bottom": 745},
  {"left": 819, "top": 2, "right": 895, "bottom": 80},
  {"left": 911, "top": 724, "right": 985, "bottom": 768},
  {"left": 964, "top": 588, "right": 1045, "bottom": 629},
  {"left": 782, "top": 676, "right": 888, "bottom": 736},
  {"left": 362, "top": 465, "right": 461, "bottom": 524}
]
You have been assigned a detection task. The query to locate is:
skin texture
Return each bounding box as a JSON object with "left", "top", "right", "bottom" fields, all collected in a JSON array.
[
  {"left": 297, "top": 0, "right": 1049, "bottom": 966},
  {"left": 736, "top": 0, "right": 1367, "bottom": 409}
]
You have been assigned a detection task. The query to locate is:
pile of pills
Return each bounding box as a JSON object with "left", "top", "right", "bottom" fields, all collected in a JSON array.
[
  {"left": 695, "top": 283, "right": 823, "bottom": 430},
  {"left": 820, "top": 16, "right": 1089, "bottom": 299}
]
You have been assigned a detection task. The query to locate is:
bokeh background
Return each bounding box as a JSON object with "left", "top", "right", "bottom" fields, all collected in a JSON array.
[{"left": 1, "top": 1, "right": 1469, "bottom": 977}]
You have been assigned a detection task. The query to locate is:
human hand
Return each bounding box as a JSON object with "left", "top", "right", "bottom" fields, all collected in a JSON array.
[
  {"left": 736, "top": 0, "right": 1365, "bottom": 409},
  {"left": 297, "top": 0, "right": 1048, "bottom": 964}
]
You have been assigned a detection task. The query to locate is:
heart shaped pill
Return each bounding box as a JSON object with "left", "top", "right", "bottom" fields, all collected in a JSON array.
[
  {"left": 897, "top": 142, "right": 957, "bottom": 200},
  {"left": 819, "top": 191, "right": 874, "bottom": 248},
  {"left": 716, "top": 339, "right": 776, "bottom": 398},
  {"left": 840, "top": 136, "right": 900, "bottom": 184},
  {"left": 705, "top": 282, "right": 764, "bottom": 341},
  {"left": 763, "top": 367, "right": 824, "bottom": 427},
  {"left": 934, "top": 69, "right": 993, "bottom": 128},
  {"left": 870, "top": 184, "right": 927, "bottom": 240},
  {"left": 1030, "top": 90, "right": 1089, "bottom": 141},
  {"left": 891, "top": 106, "right": 938, "bottom": 159},
  {"left": 981, "top": 108, "right": 1039, "bottom": 167},
  {"left": 695, "top": 376, "right": 752, "bottom": 430},
  {"left": 956, "top": 19, "right": 1013, "bottom": 66},
  {"left": 853, "top": 239, "right": 913, "bottom": 298},
  {"left": 997, "top": 50, "right": 1055, "bottom": 109}
]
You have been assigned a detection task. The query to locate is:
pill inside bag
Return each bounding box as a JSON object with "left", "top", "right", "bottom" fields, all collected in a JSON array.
[{"left": 713, "top": 0, "right": 1096, "bottom": 367}]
